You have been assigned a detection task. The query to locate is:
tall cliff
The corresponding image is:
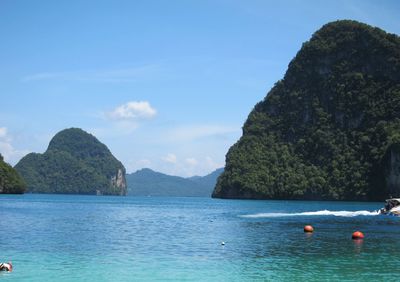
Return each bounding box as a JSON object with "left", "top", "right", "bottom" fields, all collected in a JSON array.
[
  {"left": 213, "top": 20, "right": 400, "bottom": 201},
  {"left": 15, "top": 128, "right": 127, "bottom": 195}
]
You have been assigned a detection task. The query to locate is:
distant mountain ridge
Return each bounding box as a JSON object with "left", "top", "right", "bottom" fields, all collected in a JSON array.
[
  {"left": 15, "top": 128, "right": 127, "bottom": 195},
  {"left": 127, "top": 168, "right": 223, "bottom": 197},
  {"left": 189, "top": 168, "right": 224, "bottom": 189}
]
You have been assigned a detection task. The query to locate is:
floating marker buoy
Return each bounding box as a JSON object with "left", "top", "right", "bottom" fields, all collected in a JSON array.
[
  {"left": 352, "top": 231, "right": 364, "bottom": 239},
  {"left": 221, "top": 241, "right": 225, "bottom": 245},
  {"left": 0, "top": 262, "right": 12, "bottom": 272},
  {"left": 304, "top": 225, "right": 314, "bottom": 233}
]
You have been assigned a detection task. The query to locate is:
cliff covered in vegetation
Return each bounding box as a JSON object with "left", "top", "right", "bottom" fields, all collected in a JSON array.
[
  {"left": 0, "top": 154, "right": 26, "bottom": 194},
  {"left": 15, "top": 128, "right": 127, "bottom": 195},
  {"left": 213, "top": 20, "right": 400, "bottom": 201}
]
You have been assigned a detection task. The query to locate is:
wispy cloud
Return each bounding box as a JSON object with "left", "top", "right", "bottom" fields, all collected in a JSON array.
[
  {"left": 22, "top": 64, "right": 163, "bottom": 83},
  {"left": 185, "top": 157, "right": 198, "bottom": 166},
  {"left": 136, "top": 159, "right": 152, "bottom": 167},
  {"left": 165, "top": 124, "right": 240, "bottom": 142},
  {"left": 125, "top": 158, "right": 152, "bottom": 173},
  {"left": 95, "top": 101, "right": 157, "bottom": 135},
  {"left": 0, "top": 127, "right": 8, "bottom": 139},
  {"left": 158, "top": 155, "right": 223, "bottom": 177},
  {"left": 0, "top": 127, "right": 30, "bottom": 165},
  {"left": 162, "top": 153, "right": 177, "bottom": 164}
]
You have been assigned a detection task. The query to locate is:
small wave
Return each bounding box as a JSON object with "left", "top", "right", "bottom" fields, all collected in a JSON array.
[{"left": 241, "top": 210, "right": 379, "bottom": 218}]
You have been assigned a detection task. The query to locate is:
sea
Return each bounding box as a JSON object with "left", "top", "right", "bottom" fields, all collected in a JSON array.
[{"left": 1, "top": 194, "right": 399, "bottom": 281}]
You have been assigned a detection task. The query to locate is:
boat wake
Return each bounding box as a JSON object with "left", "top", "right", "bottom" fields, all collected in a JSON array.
[{"left": 241, "top": 210, "right": 380, "bottom": 218}]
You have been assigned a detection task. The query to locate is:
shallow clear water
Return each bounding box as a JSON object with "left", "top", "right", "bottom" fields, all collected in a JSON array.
[{"left": 1, "top": 194, "right": 399, "bottom": 281}]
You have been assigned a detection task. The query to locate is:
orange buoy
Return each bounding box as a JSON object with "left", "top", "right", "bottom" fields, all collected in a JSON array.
[
  {"left": 304, "top": 225, "right": 314, "bottom": 233},
  {"left": 352, "top": 231, "right": 364, "bottom": 239}
]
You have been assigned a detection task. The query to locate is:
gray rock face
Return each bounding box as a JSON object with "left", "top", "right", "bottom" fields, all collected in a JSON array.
[
  {"left": 384, "top": 144, "right": 400, "bottom": 197},
  {"left": 111, "top": 168, "right": 127, "bottom": 196}
]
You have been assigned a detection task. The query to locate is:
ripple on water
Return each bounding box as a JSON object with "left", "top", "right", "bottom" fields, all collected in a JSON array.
[{"left": 0, "top": 195, "right": 399, "bottom": 281}]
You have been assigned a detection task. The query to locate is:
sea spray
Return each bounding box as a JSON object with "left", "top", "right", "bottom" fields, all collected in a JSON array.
[{"left": 241, "top": 210, "right": 380, "bottom": 218}]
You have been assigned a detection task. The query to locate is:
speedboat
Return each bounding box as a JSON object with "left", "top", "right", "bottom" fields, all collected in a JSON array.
[{"left": 378, "top": 198, "right": 400, "bottom": 216}]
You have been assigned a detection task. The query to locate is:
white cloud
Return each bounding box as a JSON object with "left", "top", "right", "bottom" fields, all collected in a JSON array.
[
  {"left": 205, "top": 156, "right": 223, "bottom": 172},
  {"left": 95, "top": 101, "right": 157, "bottom": 136},
  {"left": 107, "top": 101, "right": 156, "bottom": 121},
  {"left": 162, "top": 153, "right": 177, "bottom": 164},
  {"left": 156, "top": 154, "right": 224, "bottom": 177},
  {"left": 124, "top": 158, "right": 152, "bottom": 173},
  {"left": 0, "top": 141, "right": 13, "bottom": 160},
  {"left": 137, "top": 159, "right": 152, "bottom": 167},
  {"left": 22, "top": 65, "right": 164, "bottom": 83},
  {"left": 0, "top": 127, "right": 30, "bottom": 165},
  {"left": 183, "top": 156, "right": 223, "bottom": 176},
  {"left": 185, "top": 157, "right": 198, "bottom": 166},
  {"left": 0, "top": 127, "right": 7, "bottom": 138}
]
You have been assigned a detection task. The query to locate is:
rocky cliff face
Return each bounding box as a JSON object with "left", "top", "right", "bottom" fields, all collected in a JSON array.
[
  {"left": 384, "top": 144, "right": 400, "bottom": 197},
  {"left": 15, "top": 128, "right": 127, "bottom": 195},
  {"left": 213, "top": 20, "right": 400, "bottom": 201},
  {"left": 111, "top": 168, "right": 127, "bottom": 196}
]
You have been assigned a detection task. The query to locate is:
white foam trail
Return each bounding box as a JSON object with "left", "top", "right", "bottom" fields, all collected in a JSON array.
[{"left": 241, "top": 210, "right": 380, "bottom": 218}]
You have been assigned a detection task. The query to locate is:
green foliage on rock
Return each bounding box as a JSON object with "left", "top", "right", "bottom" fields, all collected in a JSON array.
[
  {"left": 0, "top": 153, "right": 26, "bottom": 194},
  {"left": 213, "top": 20, "right": 400, "bottom": 201},
  {"left": 15, "top": 128, "right": 127, "bottom": 195}
]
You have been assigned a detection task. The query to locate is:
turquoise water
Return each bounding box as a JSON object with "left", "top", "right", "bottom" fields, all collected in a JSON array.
[{"left": 1, "top": 194, "right": 399, "bottom": 281}]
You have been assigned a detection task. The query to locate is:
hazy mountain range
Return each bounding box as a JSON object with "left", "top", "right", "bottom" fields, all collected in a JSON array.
[{"left": 127, "top": 168, "right": 223, "bottom": 197}]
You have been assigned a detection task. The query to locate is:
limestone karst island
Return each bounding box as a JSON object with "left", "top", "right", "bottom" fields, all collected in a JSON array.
[
  {"left": 212, "top": 20, "right": 400, "bottom": 201},
  {"left": 1, "top": 20, "right": 399, "bottom": 203},
  {"left": 15, "top": 128, "right": 127, "bottom": 195},
  {"left": 2, "top": 1, "right": 400, "bottom": 280}
]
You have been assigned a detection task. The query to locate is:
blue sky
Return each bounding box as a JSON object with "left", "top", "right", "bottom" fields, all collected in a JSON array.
[{"left": 1, "top": 0, "right": 399, "bottom": 176}]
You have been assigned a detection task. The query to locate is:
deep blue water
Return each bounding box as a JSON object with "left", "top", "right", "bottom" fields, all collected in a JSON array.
[{"left": 1, "top": 194, "right": 399, "bottom": 281}]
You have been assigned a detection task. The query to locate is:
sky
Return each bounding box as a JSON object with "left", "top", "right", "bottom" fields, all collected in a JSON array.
[{"left": 0, "top": 0, "right": 399, "bottom": 177}]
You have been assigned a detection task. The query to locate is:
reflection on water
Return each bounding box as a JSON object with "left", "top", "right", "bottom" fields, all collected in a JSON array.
[{"left": 353, "top": 239, "right": 364, "bottom": 254}]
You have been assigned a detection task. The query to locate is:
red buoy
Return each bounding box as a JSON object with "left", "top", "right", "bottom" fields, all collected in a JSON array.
[
  {"left": 304, "top": 225, "right": 314, "bottom": 233},
  {"left": 352, "top": 231, "right": 364, "bottom": 239}
]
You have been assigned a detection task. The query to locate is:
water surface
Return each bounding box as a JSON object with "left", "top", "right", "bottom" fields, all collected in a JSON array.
[{"left": 1, "top": 194, "right": 399, "bottom": 281}]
